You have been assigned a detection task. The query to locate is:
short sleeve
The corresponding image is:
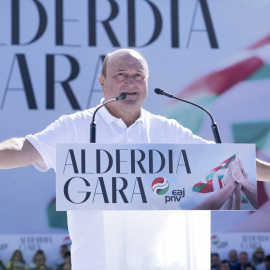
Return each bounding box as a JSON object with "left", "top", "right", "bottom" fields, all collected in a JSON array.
[{"left": 25, "top": 115, "right": 74, "bottom": 172}]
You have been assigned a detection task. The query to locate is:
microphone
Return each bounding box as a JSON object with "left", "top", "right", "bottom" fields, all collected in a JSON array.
[
  {"left": 154, "top": 88, "right": 222, "bottom": 143},
  {"left": 90, "top": 93, "right": 126, "bottom": 143}
]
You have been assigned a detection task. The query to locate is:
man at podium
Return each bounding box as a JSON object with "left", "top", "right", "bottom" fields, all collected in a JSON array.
[{"left": 0, "top": 48, "right": 269, "bottom": 269}]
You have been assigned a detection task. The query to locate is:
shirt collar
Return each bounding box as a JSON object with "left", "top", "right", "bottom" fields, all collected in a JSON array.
[{"left": 98, "top": 98, "right": 145, "bottom": 126}]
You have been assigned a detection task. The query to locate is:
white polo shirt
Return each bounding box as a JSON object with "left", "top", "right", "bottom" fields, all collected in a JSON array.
[{"left": 26, "top": 103, "right": 212, "bottom": 270}]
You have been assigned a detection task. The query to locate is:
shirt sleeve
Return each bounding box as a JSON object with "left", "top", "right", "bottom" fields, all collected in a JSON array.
[{"left": 25, "top": 115, "right": 73, "bottom": 172}]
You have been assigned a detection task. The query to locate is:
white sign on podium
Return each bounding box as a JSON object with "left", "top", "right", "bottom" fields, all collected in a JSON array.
[{"left": 56, "top": 143, "right": 257, "bottom": 211}]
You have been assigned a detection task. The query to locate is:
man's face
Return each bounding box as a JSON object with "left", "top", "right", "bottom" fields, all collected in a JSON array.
[
  {"left": 239, "top": 253, "right": 248, "bottom": 265},
  {"left": 229, "top": 250, "right": 238, "bottom": 262},
  {"left": 99, "top": 51, "right": 148, "bottom": 116},
  {"left": 211, "top": 255, "right": 219, "bottom": 267},
  {"left": 220, "top": 262, "right": 231, "bottom": 270},
  {"left": 35, "top": 254, "right": 45, "bottom": 266}
]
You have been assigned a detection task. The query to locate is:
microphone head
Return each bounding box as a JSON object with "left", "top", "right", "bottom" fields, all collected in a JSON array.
[
  {"left": 154, "top": 88, "right": 163, "bottom": 95},
  {"left": 117, "top": 93, "right": 126, "bottom": 100}
]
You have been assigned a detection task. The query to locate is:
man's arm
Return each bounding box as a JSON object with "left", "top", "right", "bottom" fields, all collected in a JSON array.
[
  {"left": 257, "top": 158, "right": 270, "bottom": 182},
  {"left": 0, "top": 138, "right": 42, "bottom": 169}
]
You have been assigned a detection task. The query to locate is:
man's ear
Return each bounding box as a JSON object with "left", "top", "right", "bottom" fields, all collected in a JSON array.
[{"left": 99, "top": 74, "right": 106, "bottom": 92}]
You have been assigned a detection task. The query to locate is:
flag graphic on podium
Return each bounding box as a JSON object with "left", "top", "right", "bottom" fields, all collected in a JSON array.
[{"left": 192, "top": 154, "right": 236, "bottom": 193}]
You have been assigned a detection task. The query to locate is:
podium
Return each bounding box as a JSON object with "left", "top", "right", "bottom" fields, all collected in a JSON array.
[{"left": 56, "top": 143, "right": 257, "bottom": 211}]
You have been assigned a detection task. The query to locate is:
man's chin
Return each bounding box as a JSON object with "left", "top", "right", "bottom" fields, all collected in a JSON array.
[{"left": 122, "top": 99, "right": 139, "bottom": 106}]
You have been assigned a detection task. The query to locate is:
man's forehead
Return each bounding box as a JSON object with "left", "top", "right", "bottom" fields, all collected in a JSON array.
[{"left": 116, "top": 65, "right": 145, "bottom": 72}]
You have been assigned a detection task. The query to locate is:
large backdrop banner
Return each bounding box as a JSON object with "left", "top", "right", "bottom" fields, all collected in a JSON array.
[{"left": 1, "top": 0, "right": 270, "bottom": 265}]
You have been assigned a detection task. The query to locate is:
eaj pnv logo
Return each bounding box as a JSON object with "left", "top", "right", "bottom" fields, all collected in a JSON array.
[{"left": 151, "top": 177, "right": 169, "bottom": 195}]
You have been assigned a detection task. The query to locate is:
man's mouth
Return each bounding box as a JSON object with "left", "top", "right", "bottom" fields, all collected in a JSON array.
[{"left": 123, "top": 92, "right": 137, "bottom": 96}]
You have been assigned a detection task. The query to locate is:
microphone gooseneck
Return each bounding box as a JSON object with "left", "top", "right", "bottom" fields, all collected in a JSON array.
[
  {"left": 90, "top": 93, "right": 126, "bottom": 143},
  {"left": 154, "top": 88, "right": 222, "bottom": 143}
]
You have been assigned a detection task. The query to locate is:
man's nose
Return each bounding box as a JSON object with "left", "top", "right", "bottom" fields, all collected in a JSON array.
[{"left": 125, "top": 75, "right": 135, "bottom": 85}]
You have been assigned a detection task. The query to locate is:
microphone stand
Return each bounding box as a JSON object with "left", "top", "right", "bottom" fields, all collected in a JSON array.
[
  {"left": 90, "top": 93, "right": 126, "bottom": 143},
  {"left": 154, "top": 88, "right": 222, "bottom": 143}
]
